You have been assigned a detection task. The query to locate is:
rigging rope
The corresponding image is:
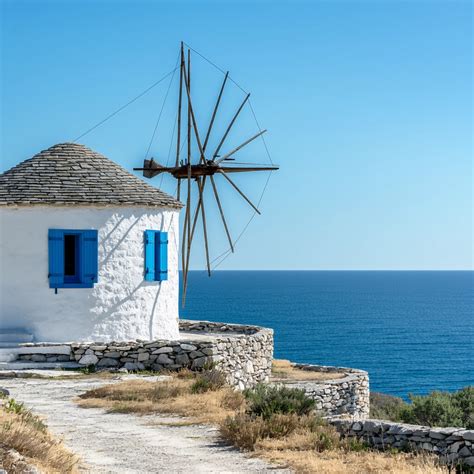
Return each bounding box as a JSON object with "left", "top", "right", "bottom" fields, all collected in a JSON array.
[
  {"left": 144, "top": 52, "right": 180, "bottom": 160},
  {"left": 73, "top": 66, "right": 179, "bottom": 142}
]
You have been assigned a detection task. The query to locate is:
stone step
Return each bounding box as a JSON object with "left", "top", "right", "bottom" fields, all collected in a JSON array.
[
  {"left": 0, "top": 353, "right": 17, "bottom": 363},
  {"left": 0, "top": 361, "right": 81, "bottom": 370},
  {"left": 0, "top": 331, "right": 34, "bottom": 343},
  {"left": 0, "top": 345, "right": 71, "bottom": 356}
]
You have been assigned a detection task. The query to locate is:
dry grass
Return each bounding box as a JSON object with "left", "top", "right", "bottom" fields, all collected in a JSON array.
[
  {"left": 259, "top": 449, "right": 445, "bottom": 473},
  {"left": 77, "top": 372, "right": 446, "bottom": 474},
  {"left": 77, "top": 376, "right": 245, "bottom": 425},
  {"left": 271, "top": 360, "right": 344, "bottom": 382},
  {"left": 0, "top": 399, "right": 78, "bottom": 473}
]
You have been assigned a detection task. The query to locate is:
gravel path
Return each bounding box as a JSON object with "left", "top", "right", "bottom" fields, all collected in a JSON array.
[{"left": 1, "top": 376, "right": 289, "bottom": 474}]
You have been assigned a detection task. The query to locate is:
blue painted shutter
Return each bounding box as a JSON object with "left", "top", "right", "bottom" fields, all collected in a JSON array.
[
  {"left": 82, "top": 230, "right": 98, "bottom": 284},
  {"left": 48, "top": 229, "right": 64, "bottom": 288},
  {"left": 156, "top": 231, "right": 168, "bottom": 281},
  {"left": 144, "top": 230, "right": 155, "bottom": 281}
]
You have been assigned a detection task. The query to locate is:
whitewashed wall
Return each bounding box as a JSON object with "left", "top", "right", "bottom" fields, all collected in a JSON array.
[{"left": 0, "top": 206, "right": 180, "bottom": 342}]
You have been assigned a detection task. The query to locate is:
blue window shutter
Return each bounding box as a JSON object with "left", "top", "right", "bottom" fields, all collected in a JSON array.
[
  {"left": 156, "top": 231, "right": 168, "bottom": 281},
  {"left": 48, "top": 229, "right": 64, "bottom": 288},
  {"left": 144, "top": 230, "right": 155, "bottom": 281},
  {"left": 82, "top": 230, "right": 98, "bottom": 284}
]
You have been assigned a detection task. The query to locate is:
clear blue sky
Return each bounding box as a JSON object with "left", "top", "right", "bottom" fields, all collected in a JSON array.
[{"left": 1, "top": 0, "right": 472, "bottom": 270}]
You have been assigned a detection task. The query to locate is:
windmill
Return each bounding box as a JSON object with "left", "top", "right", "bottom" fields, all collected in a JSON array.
[{"left": 134, "top": 43, "right": 279, "bottom": 303}]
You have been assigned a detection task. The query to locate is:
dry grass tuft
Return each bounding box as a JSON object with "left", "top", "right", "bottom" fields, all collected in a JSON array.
[
  {"left": 78, "top": 377, "right": 245, "bottom": 424},
  {"left": 260, "top": 448, "right": 446, "bottom": 473},
  {"left": 271, "top": 359, "right": 345, "bottom": 382},
  {"left": 0, "top": 398, "right": 78, "bottom": 473}
]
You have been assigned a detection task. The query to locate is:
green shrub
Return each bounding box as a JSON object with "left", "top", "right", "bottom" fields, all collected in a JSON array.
[
  {"left": 400, "top": 391, "right": 461, "bottom": 427},
  {"left": 452, "top": 386, "right": 474, "bottom": 429},
  {"left": 191, "top": 369, "right": 227, "bottom": 394},
  {"left": 243, "top": 384, "right": 315, "bottom": 420},
  {"left": 370, "top": 387, "right": 473, "bottom": 429},
  {"left": 370, "top": 392, "right": 406, "bottom": 421}
]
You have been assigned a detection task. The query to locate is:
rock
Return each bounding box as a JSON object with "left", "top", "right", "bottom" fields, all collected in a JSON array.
[
  {"left": 137, "top": 352, "right": 150, "bottom": 362},
  {"left": 90, "top": 345, "right": 107, "bottom": 351},
  {"left": 152, "top": 347, "right": 173, "bottom": 354},
  {"left": 192, "top": 356, "right": 209, "bottom": 369},
  {"left": 189, "top": 351, "right": 204, "bottom": 359},
  {"left": 97, "top": 358, "right": 119, "bottom": 367},
  {"left": 103, "top": 351, "right": 121, "bottom": 358},
  {"left": 124, "top": 362, "right": 139, "bottom": 371},
  {"left": 79, "top": 354, "right": 99, "bottom": 365},
  {"left": 157, "top": 354, "right": 173, "bottom": 365},
  {"left": 175, "top": 354, "right": 190, "bottom": 365},
  {"left": 459, "top": 446, "right": 472, "bottom": 457},
  {"left": 429, "top": 429, "right": 448, "bottom": 440},
  {"left": 463, "top": 456, "right": 474, "bottom": 466},
  {"left": 31, "top": 354, "right": 46, "bottom": 362},
  {"left": 0, "top": 387, "right": 10, "bottom": 397},
  {"left": 464, "top": 432, "right": 474, "bottom": 442},
  {"left": 180, "top": 343, "right": 197, "bottom": 351},
  {"left": 449, "top": 441, "right": 464, "bottom": 453}
]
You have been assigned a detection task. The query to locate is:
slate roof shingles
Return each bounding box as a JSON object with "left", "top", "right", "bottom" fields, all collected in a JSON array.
[{"left": 0, "top": 142, "right": 183, "bottom": 209}]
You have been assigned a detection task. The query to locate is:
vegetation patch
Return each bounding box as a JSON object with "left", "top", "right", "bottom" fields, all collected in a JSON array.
[
  {"left": 271, "top": 359, "right": 345, "bottom": 382},
  {"left": 78, "top": 372, "right": 446, "bottom": 473},
  {"left": 0, "top": 394, "right": 78, "bottom": 473},
  {"left": 370, "top": 387, "right": 474, "bottom": 429}
]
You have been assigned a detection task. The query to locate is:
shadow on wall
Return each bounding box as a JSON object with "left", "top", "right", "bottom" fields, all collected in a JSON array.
[{"left": 91, "top": 210, "right": 174, "bottom": 337}]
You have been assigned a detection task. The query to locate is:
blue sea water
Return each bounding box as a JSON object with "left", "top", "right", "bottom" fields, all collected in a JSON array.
[{"left": 180, "top": 271, "right": 473, "bottom": 398}]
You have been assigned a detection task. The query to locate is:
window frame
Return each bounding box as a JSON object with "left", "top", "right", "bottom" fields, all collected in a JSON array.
[
  {"left": 48, "top": 229, "right": 98, "bottom": 289},
  {"left": 144, "top": 230, "right": 168, "bottom": 282}
]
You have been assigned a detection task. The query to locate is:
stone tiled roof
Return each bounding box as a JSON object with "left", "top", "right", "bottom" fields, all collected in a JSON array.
[{"left": 0, "top": 143, "right": 183, "bottom": 208}]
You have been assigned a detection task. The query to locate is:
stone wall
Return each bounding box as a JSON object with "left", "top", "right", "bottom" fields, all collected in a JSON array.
[
  {"left": 331, "top": 418, "right": 474, "bottom": 467},
  {"left": 17, "top": 320, "right": 273, "bottom": 390},
  {"left": 279, "top": 363, "right": 370, "bottom": 420}
]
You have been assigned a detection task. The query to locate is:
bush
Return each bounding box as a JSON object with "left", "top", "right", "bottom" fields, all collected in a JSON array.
[
  {"left": 452, "top": 386, "right": 474, "bottom": 429},
  {"left": 370, "top": 387, "right": 473, "bottom": 429},
  {"left": 370, "top": 392, "right": 406, "bottom": 421},
  {"left": 191, "top": 369, "right": 227, "bottom": 394},
  {"left": 399, "top": 386, "right": 474, "bottom": 429},
  {"left": 244, "top": 384, "right": 315, "bottom": 420}
]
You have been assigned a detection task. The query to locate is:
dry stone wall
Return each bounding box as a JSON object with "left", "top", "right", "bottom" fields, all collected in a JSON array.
[
  {"left": 279, "top": 363, "right": 370, "bottom": 420},
  {"left": 331, "top": 418, "right": 474, "bottom": 467},
  {"left": 18, "top": 320, "right": 273, "bottom": 390}
]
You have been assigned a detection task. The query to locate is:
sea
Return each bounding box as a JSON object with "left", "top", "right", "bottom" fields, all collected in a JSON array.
[{"left": 180, "top": 271, "right": 473, "bottom": 399}]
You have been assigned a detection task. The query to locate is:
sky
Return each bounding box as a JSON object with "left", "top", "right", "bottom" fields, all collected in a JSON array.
[{"left": 1, "top": 0, "right": 472, "bottom": 270}]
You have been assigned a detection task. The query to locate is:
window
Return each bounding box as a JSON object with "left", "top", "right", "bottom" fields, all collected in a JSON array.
[
  {"left": 48, "top": 229, "right": 98, "bottom": 289},
  {"left": 144, "top": 230, "right": 168, "bottom": 281}
]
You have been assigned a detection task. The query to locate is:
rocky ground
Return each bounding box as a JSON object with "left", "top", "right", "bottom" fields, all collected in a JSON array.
[{"left": 1, "top": 375, "right": 289, "bottom": 474}]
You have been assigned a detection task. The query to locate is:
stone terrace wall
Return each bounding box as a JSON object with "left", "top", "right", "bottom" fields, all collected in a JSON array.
[
  {"left": 331, "top": 418, "right": 474, "bottom": 467},
  {"left": 279, "top": 363, "right": 370, "bottom": 420},
  {"left": 18, "top": 320, "right": 273, "bottom": 390}
]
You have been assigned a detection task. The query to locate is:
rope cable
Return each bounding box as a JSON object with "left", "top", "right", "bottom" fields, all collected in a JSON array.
[
  {"left": 144, "top": 52, "right": 180, "bottom": 160},
  {"left": 73, "top": 66, "right": 178, "bottom": 142}
]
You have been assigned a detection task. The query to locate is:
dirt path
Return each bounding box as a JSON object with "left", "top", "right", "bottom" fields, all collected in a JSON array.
[{"left": 1, "top": 376, "right": 289, "bottom": 474}]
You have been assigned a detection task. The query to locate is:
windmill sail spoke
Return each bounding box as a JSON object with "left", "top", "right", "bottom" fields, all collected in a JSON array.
[
  {"left": 175, "top": 44, "right": 185, "bottom": 167},
  {"left": 202, "top": 72, "right": 229, "bottom": 153},
  {"left": 215, "top": 130, "right": 267, "bottom": 164},
  {"left": 218, "top": 165, "right": 278, "bottom": 173},
  {"left": 182, "top": 53, "right": 206, "bottom": 165},
  {"left": 210, "top": 175, "right": 234, "bottom": 253},
  {"left": 198, "top": 177, "right": 211, "bottom": 276},
  {"left": 218, "top": 169, "right": 261, "bottom": 215},
  {"left": 212, "top": 93, "right": 250, "bottom": 161}
]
